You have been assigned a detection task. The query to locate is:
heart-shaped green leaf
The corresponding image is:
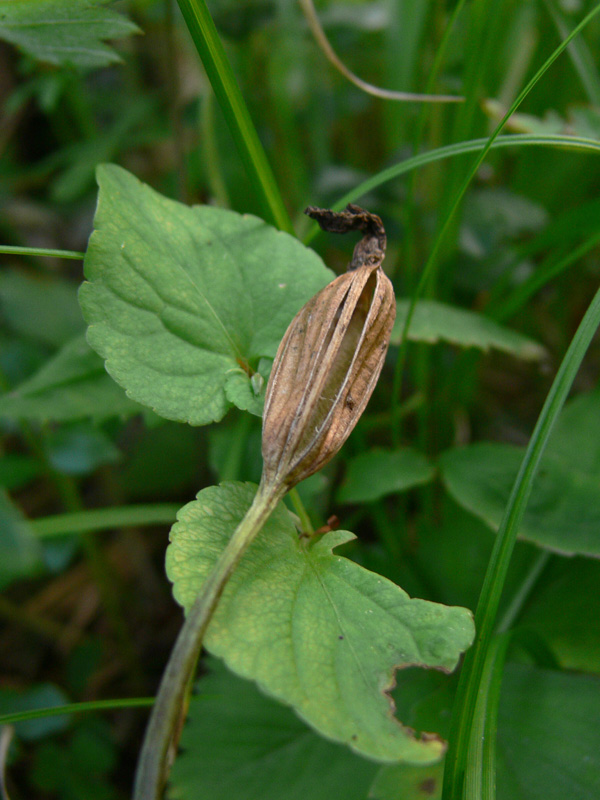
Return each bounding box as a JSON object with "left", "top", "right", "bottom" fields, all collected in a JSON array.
[
  {"left": 337, "top": 448, "right": 435, "bottom": 504},
  {"left": 168, "top": 658, "right": 378, "bottom": 800},
  {"left": 79, "top": 165, "right": 332, "bottom": 425},
  {"left": 166, "top": 482, "right": 475, "bottom": 764},
  {"left": 439, "top": 389, "right": 600, "bottom": 557}
]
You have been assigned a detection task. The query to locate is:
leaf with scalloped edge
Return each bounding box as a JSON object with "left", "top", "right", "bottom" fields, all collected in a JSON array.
[
  {"left": 0, "top": 0, "right": 139, "bottom": 69},
  {"left": 166, "top": 482, "right": 475, "bottom": 764},
  {"left": 79, "top": 165, "right": 331, "bottom": 426},
  {"left": 392, "top": 299, "right": 545, "bottom": 360}
]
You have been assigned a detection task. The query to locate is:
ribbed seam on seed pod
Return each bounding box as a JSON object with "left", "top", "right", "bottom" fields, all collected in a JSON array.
[{"left": 261, "top": 205, "right": 396, "bottom": 491}]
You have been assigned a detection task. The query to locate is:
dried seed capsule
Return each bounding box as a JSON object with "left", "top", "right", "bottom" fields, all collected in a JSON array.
[{"left": 261, "top": 204, "right": 396, "bottom": 490}]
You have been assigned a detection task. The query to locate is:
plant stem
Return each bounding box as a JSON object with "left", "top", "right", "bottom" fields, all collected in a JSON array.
[
  {"left": 175, "top": 0, "right": 294, "bottom": 234},
  {"left": 0, "top": 698, "right": 154, "bottom": 728},
  {"left": 288, "top": 487, "right": 314, "bottom": 535},
  {"left": 0, "top": 245, "right": 84, "bottom": 259},
  {"left": 164, "top": 0, "right": 188, "bottom": 202},
  {"left": 496, "top": 550, "right": 551, "bottom": 633},
  {"left": 30, "top": 504, "right": 180, "bottom": 538},
  {"left": 133, "top": 478, "right": 286, "bottom": 800}
]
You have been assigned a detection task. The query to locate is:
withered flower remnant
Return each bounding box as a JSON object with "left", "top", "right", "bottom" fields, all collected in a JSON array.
[{"left": 261, "top": 204, "right": 396, "bottom": 491}]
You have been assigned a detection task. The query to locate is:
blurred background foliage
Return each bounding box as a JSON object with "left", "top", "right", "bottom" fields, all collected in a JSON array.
[{"left": 1, "top": 1, "right": 600, "bottom": 798}]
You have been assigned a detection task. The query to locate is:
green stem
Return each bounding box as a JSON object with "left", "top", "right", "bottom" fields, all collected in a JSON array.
[
  {"left": 30, "top": 504, "right": 180, "bottom": 538},
  {"left": 403, "top": 0, "right": 468, "bottom": 284},
  {"left": 200, "top": 92, "right": 230, "bottom": 207},
  {"left": 490, "top": 229, "right": 600, "bottom": 322},
  {"left": 175, "top": 0, "right": 294, "bottom": 234},
  {"left": 219, "top": 412, "right": 252, "bottom": 481},
  {"left": 164, "top": 0, "right": 188, "bottom": 201},
  {"left": 0, "top": 245, "right": 84, "bottom": 260},
  {"left": 442, "top": 279, "right": 600, "bottom": 799},
  {"left": 288, "top": 487, "right": 314, "bottom": 535},
  {"left": 133, "top": 478, "right": 286, "bottom": 800},
  {"left": 496, "top": 550, "right": 551, "bottom": 634},
  {"left": 0, "top": 698, "right": 154, "bottom": 728}
]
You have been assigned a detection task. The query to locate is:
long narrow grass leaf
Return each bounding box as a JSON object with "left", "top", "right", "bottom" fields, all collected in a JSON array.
[
  {"left": 392, "top": 3, "right": 600, "bottom": 458},
  {"left": 0, "top": 245, "right": 84, "bottom": 260},
  {"left": 0, "top": 697, "right": 154, "bottom": 727},
  {"left": 30, "top": 505, "right": 180, "bottom": 538},
  {"left": 175, "top": 0, "right": 293, "bottom": 234},
  {"left": 443, "top": 278, "right": 600, "bottom": 798},
  {"left": 464, "top": 633, "right": 511, "bottom": 800}
]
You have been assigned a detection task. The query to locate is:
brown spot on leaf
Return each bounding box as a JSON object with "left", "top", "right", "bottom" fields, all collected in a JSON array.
[{"left": 419, "top": 778, "right": 437, "bottom": 795}]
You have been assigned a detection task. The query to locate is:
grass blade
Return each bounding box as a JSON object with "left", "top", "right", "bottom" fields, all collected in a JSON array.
[
  {"left": 30, "top": 504, "right": 180, "bottom": 538},
  {"left": 0, "top": 245, "right": 84, "bottom": 259},
  {"left": 543, "top": 0, "right": 600, "bottom": 105},
  {"left": 464, "top": 632, "right": 511, "bottom": 800},
  {"left": 303, "top": 133, "right": 600, "bottom": 245},
  {"left": 390, "top": 2, "right": 600, "bottom": 447},
  {"left": 442, "top": 278, "right": 600, "bottom": 798},
  {"left": 0, "top": 698, "right": 154, "bottom": 727},
  {"left": 175, "top": 0, "right": 293, "bottom": 234}
]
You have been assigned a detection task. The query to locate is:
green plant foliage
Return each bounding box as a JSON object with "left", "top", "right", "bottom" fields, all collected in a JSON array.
[
  {"left": 79, "top": 165, "right": 332, "bottom": 426},
  {"left": 0, "top": 269, "right": 84, "bottom": 348},
  {"left": 166, "top": 482, "right": 475, "bottom": 764},
  {"left": 0, "top": 454, "right": 41, "bottom": 490},
  {"left": 0, "top": 0, "right": 139, "bottom": 69},
  {"left": 521, "top": 558, "right": 600, "bottom": 673},
  {"left": 496, "top": 664, "right": 600, "bottom": 800},
  {"left": 0, "top": 489, "right": 44, "bottom": 590},
  {"left": 0, "top": 335, "right": 145, "bottom": 423},
  {"left": 168, "top": 659, "right": 378, "bottom": 800},
  {"left": 44, "top": 423, "right": 121, "bottom": 476},
  {"left": 412, "top": 498, "right": 533, "bottom": 613},
  {"left": 170, "top": 659, "right": 600, "bottom": 800},
  {"left": 368, "top": 762, "right": 444, "bottom": 800},
  {"left": 439, "top": 388, "right": 600, "bottom": 557},
  {"left": 337, "top": 448, "right": 435, "bottom": 504},
  {"left": 31, "top": 717, "right": 118, "bottom": 800},
  {"left": 391, "top": 299, "right": 545, "bottom": 360},
  {"left": 0, "top": 683, "right": 70, "bottom": 740}
]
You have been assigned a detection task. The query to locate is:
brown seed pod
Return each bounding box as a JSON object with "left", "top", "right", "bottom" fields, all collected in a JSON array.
[{"left": 261, "top": 204, "right": 396, "bottom": 490}]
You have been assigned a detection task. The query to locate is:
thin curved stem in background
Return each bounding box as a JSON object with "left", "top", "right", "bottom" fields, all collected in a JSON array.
[{"left": 299, "top": 0, "right": 464, "bottom": 104}]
